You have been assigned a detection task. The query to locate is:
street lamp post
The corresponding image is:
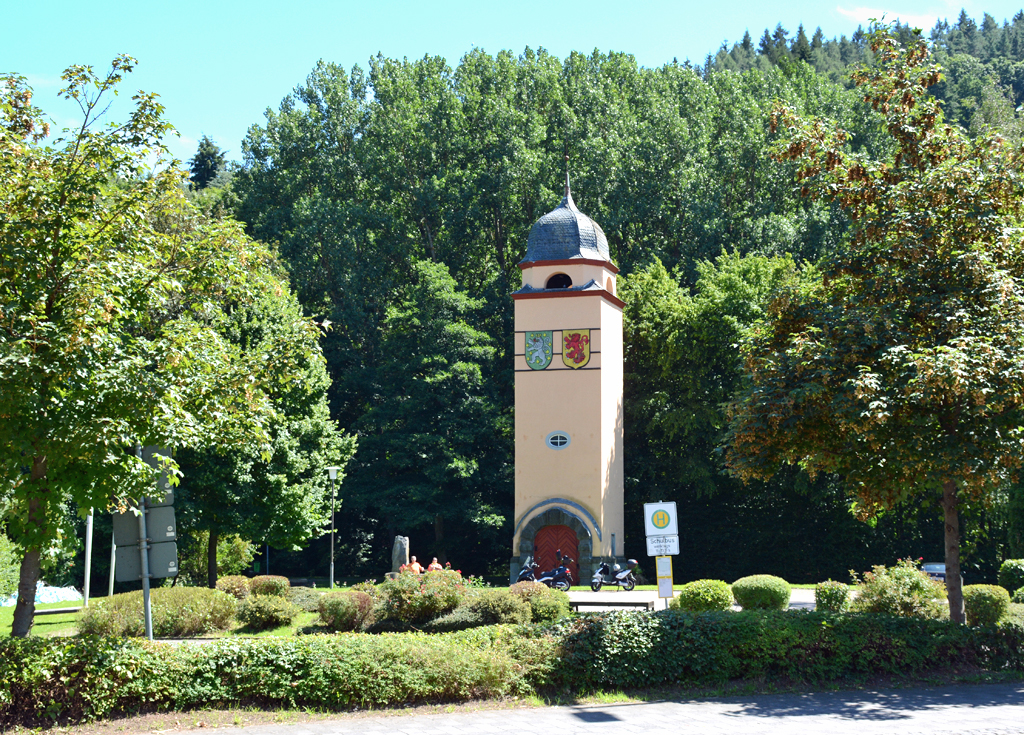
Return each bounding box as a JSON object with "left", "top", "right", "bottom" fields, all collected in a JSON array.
[{"left": 326, "top": 467, "right": 341, "bottom": 589}]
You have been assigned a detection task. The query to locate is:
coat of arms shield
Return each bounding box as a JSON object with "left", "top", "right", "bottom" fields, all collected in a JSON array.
[
  {"left": 562, "top": 329, "right": 591, "bottom": 368},
  {"left": 524, "top": 331, "right": 553, "bottom": 370}
]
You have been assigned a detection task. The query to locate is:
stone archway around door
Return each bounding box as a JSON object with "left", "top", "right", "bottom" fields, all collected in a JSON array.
[{"left": 514, "top": 506, "right": 593, "bottom": 583}]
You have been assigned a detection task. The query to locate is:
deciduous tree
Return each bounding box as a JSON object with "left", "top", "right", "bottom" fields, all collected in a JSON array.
[
  {"left": 0, "top": 59, "right": 317, "bottom": 635},
  {"left": 725, "top": 28, "right": 1024, "bottom": 622}
]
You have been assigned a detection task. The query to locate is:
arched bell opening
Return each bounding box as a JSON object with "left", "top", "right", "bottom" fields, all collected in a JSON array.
[{"left": 546, "top": 273, "right": 572, "bottom": 289}]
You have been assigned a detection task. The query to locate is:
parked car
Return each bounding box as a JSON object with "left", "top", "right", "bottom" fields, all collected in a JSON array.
[{"left": 922, "top": 562, "right": 963, "bottom": 587}]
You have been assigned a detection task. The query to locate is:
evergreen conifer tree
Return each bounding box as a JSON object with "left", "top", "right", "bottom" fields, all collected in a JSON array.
[{"left": 189, "top": 135, "right": 226, "bottom": 190}]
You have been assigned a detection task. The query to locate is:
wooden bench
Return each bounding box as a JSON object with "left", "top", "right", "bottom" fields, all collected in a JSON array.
[{"left": 571, "top": 599, "right": 655, "bottom": 612}]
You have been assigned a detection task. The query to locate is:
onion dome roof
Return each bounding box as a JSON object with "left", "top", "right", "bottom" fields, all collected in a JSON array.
[{"left": 521, "top": 177, "right": 611, "bottom": 264}]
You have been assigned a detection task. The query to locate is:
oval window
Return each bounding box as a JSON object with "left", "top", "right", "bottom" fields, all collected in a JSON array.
[
  {"left": 546, "top": 273, "right": 572, "bottom": 289},
  {"left": 545, "top": 431, "right": 570, "bottom": 450}
]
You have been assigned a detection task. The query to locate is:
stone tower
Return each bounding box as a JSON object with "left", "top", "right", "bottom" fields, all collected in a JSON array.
[{"left": 511, "top": 177, "right": 624, "bottom": 582}]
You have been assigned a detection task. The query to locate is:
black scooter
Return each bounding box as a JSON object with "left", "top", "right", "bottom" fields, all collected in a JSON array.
[
  {"left": 590, "top": 559, "right": 638, "bottom": 591},
  {"left": 515, "top": 556, "right": 540, "bottom": 584},
  {"left": 514, "top": 553, "right": 574, "bottom": 591}
]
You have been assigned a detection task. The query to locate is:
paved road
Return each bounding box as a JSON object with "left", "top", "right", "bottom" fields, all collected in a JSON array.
[
  {"left": 565, "top": 588, "right": 817, "bottom": 612},
  {"left": 237, "top": 683, "right": 1024, "bottom": 735}
]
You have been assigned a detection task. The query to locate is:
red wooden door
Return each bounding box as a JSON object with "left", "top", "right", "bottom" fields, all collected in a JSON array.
[{"left": 534, "top": 525, "right": 579, "bottom": 583}]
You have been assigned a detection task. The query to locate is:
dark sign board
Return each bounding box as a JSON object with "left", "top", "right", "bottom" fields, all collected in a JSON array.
[{"left": 115, "top": 541, "right": 178, "bottom": 582}]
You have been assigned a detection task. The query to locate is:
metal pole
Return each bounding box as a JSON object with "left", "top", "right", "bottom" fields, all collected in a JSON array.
[
  {"left": 109, "top": 533, "right": 116, "bottom": 597},
  {"left": 330, "top": 476, "right": 336, "bottom": 589},
  {"left": 84, "top": 508, "right": 94, "bottom": 606},
  {"left": 137, "top": 497, "right": 152, "bottom": 641}
]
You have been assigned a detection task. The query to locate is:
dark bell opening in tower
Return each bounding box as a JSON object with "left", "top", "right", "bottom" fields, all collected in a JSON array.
[{"left": 546, "top": 273, "right": 572, "bottom": 289}]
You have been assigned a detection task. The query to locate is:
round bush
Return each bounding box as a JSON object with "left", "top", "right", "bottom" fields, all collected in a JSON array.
[
  {"left": 79, "top": 587, "right": 236, "bottom": 637},
  {"left": 998, "top": 560, "right": 1024, "bottom": 594},
  {"left": 378, "top": 569, "right": 467, "bottom": 624},
  {"left": 318, "top": 590, "right": 373, "bottom": 632},
  {"left": 670, "top": 579, "right": 733, "bottom": 613},
  {"left": 508, "top": 581, "right": 570, "bottom": 623},
  {"left": 216, "top": 575, "right": 250, "bottom": 600},
  {"left": 1013, "top": 587, "right": 1024, "bottom": 604},
  {"left": 467, "top": 590, "right": 531, "bottom": 625},
  {"left": 249, "top": 575, "right": 290, "bottom": 597},
  {"left": 815, "top": 580, "right": 851, "bottom": 613},
  {"left": 850, "top": 559, "right": 946, "bottom": 619},
  {"left": 963, "top": 584, "right": 1011, "bottom": 627},
  {"left": 731, "top": 575, "right": 791, "bottom": 611},
  {"left": 237, "top": 594, "right": 299, "bottom": 630}
]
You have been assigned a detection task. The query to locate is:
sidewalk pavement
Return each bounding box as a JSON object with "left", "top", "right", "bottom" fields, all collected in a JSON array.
[{"left": 236, "top": 683, "right": 1024, "bottom": 735}]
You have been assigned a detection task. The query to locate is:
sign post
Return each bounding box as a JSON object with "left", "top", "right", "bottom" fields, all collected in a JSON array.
[
  {"left": 113, "top": 446, "right": 177, "bottom": 640},
  {"left": 644, "top": 501, "right": 679, "bottom": 600}
]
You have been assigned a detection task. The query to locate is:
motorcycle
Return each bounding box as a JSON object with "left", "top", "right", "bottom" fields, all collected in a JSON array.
[
  {"left": 515, "top": 553, "right": 574, "bottom": 591},
  {"left": 515, "top": 556, "right": 540, "bottom": 583},
  {"left": 536, "top": 552, "right": 574, "bottom": 591},
  {"left": 591, "top": 558, "right": 638, "bottom": 591}
]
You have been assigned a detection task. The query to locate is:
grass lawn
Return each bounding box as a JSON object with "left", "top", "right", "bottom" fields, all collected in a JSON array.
[{"left": 1, "top": 599, "right": 82, "bottom": 637}]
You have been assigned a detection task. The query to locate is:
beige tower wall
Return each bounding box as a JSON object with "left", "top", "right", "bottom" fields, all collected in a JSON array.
[{"left": 513, "top": 265, "right": 624, "bottom": 570}]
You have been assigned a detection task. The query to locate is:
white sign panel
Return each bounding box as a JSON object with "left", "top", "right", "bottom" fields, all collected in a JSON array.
[
  {"left": 658, "top": 577, "right": 674, "bottom": 599},
  {"left": 644, "top": 502, "right": 678, "bottom": 537},
  {"left": 656, "top": 556, "right": 673, "bottom": 577},
  {"left": 646, "top": 534, "right": 680, "bottom": 556}
]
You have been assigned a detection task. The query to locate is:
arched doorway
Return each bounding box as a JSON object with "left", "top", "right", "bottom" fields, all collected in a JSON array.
[{"left": 534, "top": 525, "right": 579, "bottom": 583}]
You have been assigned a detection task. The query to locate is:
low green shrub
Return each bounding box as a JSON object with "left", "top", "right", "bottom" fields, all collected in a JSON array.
[
  {"left": 671, "top": 580, "right": 733, "bottom": 613},
  {"left": 731, "top": 575, "right": 790, "bottom": 611},
  {"left": 377, "top": 569, "right": 467, "bottom": 624},
  {"left": 236, "top": 594, "right": 299, "bottom": 630},
  {"left": 78, "top": 587, "right": 236, "bottom": 637},
  {"left": 215, "top": 575, "right": 250, "bottom": 600},
  {"left": 963, "top": 584, "right": 1011, "bottom": 627},
  {"left": 421, "top": 606, "right": 486, "bottom": 633},
  {"left": 468, "top": 589, "right": 532, "bottom": 624},
  {"left": 815, "top": 580, "right": 851, "bottom": 613},
  {"left": 318, "top": 590, "right": 373, "bottom": 632},
  {"left": 508, "top": 581, "right": 571, "bottom": 623},
  {"left": 249, "top": 575, "right": 290, "bottom": 597},
  {"left": 998, "top": 560, "right": 1024, "bottom": 595},
  {"left": 1013, "top": 587, "right": 1024, "bottom": 604},
  {"left": 0, "top": 629, "right": 556, "bottom": 727},
  {"left": 551, "top": 609, "right": 1024, "bottom": 689},
  {"left": 851, "top": 559, "right": 946, "bottom": 619},
  {"left": 288, "top": 586, "right": 325, "bottom": 612}
]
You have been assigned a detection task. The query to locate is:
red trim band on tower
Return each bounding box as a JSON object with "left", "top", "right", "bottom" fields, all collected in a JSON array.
[
  {"left": 512, "top": 289, "right": 625, "bottom": 309},
  {"left": 518, "top": 258, "right": 620, "bottom": 274}
]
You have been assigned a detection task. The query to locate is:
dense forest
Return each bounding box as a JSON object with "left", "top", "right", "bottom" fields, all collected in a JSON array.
[{"left": 74, "top": 10, "right": 1024, "bottom": 587}]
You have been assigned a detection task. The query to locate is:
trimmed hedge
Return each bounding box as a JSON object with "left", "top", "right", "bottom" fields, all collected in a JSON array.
[
  {"left": 0, "top": 628, "right": 554, "bottom": 727},
  {"left": 78, "top": 588, "right": 236, "bottom": 637},
  {"left": 963, "top": 585, "right": 1011, "bottom": 627},
  {"left": 237, "top": 595, "right": 300, "bottom": 630},
  {"left": 249, "top": 575, "right": 290, "bottom": 597},
  {"left": 999, "top": 560, "right": 1024, "bottom": 595},
  {"left": 815, "top": 580, "right": 851, "bottom": 613},
  {"left": 5, "top": 611, "right": 1024, "bottom": 726},
  {"left": 671, "top": 580, "right": 733, "bottom": 612},
  {"left": 215, "top": 575, "right": 250, "bottom": 600},
  {"left": 552, "top": 609, "right": 1024, "bottom": 688},
  {"left": 731, "top": 575, "right": 791, "bottom": 610},
  {"left": 318, "top": 591, "right": 374, "bottom": 632},
  {"left": 508, "top": 582, "right": 571, "bottom": 623}
]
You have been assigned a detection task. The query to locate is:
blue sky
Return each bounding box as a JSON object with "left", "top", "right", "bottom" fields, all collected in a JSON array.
[{"left": 4, "top": 0, "right": 1022, "bottom": 163}]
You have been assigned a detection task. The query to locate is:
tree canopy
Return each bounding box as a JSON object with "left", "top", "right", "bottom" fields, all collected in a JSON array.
[
  {"left": 725, "top": 27, "right": 1024, "bottom": 621},
  {"left": 0, "top": 58, "right": 333, "bottom": 634}
]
